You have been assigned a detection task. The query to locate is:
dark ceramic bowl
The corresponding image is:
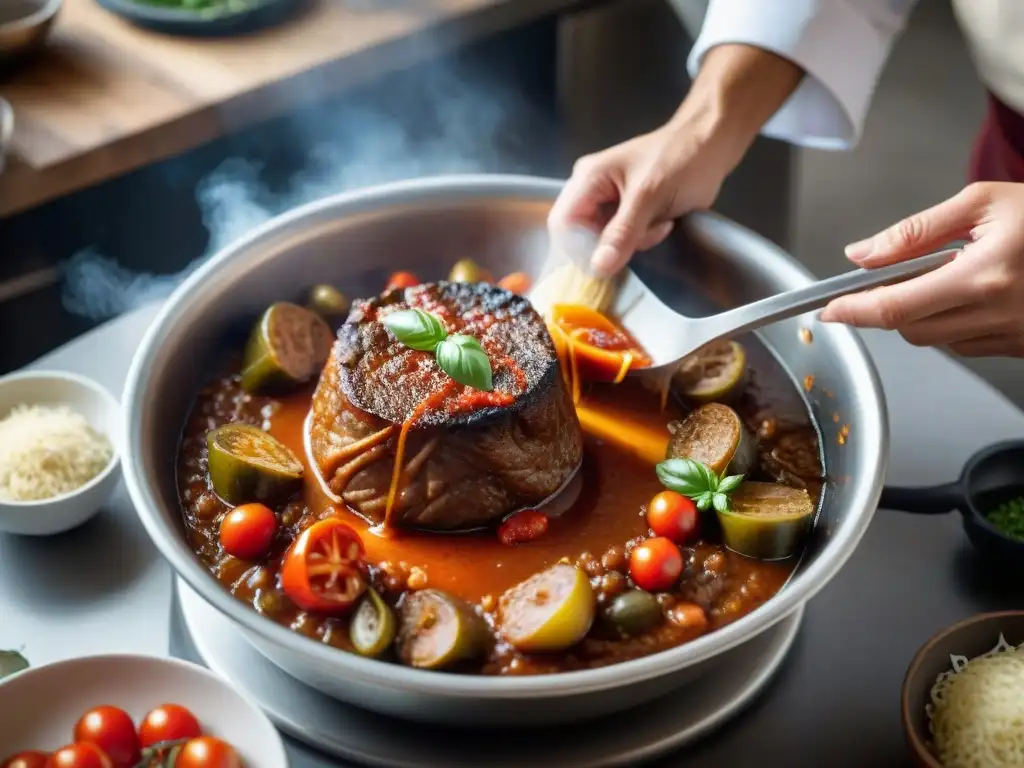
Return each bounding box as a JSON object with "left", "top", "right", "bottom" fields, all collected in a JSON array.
[
  {"left": 901, "top": 611, "right": 1024, "bottom": 767},
  {"left": 94, "top": 0, "right": 303, "bottom": 37}
]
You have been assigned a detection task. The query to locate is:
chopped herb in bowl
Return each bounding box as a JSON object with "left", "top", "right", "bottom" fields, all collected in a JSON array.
[
  {"left": 985, "top": 495, "right": 1024, "bottom": 541},
  {"left": 129, "top": 0, "right": 267, "bottom": 14}
]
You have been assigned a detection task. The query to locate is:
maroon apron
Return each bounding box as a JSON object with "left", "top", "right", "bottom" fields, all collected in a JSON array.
[{"left": 968, "top": 92, "right": 1024, "bottom": 183}]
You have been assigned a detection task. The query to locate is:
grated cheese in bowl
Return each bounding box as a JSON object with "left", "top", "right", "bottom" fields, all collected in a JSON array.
[{"left": 0, "top": 404, "right": 114, "bottom": 502}]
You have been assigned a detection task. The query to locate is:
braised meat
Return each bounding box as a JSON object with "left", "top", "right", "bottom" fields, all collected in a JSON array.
[{"left": 307, "top": 281, "right": 583, "bottom": 531}]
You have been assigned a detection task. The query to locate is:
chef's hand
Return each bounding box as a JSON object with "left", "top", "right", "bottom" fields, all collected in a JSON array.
[
  {"left": 820, "top": 182, "right": 1024, "bottom": 358},
  {"left": 547, "top": 121, "right": 734, "bottom": 277},
  {"left": 548, "top": 45, "right": 805, "bottom": 277}
]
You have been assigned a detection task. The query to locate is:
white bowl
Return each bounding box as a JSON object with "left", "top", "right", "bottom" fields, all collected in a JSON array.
[
  {"left": 0, "top": 370, "right": 122, "bottom": 536},
  {"left": 0, "top": 654, "right": 289, "bottom": 768}
]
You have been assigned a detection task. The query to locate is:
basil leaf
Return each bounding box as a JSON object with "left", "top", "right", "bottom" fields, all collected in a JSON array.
[
  {"left": 655, "top": 458, "right": 712, "bottom": 497},
  {"left": 436, "top": 334, "right": 493, "bottom": 391},
  {"left": 695, "top": 492, "right": 713, "bottom": 512},
  {"left": 0, "top": 650, "right": 28, "bottom": 681},
  {"left": 712, "top": 492, "right": 731, "bottom": 513},
  {"left": 382, "top": 309, "right": 447, "bottom": 352},
  {"left": 717, "top": 474, "right": 745, "bottom": 494}
]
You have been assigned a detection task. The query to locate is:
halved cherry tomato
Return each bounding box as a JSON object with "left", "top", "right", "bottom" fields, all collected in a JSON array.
[
  {"left": 497, "top": 510, "right": 549, "bottom": 546},
  {"left": 385, "top": 271, "right": 420, "bottom": 291},
  {"left": 73, "top": 706, "right": 139, "bottom": 768},
  {"left": 497, "top": 272, "right": 532, "bottom": 295},
  {"left": 2, "top": 752, "right": 50, "bottom": 768},
  {"left": 281, "top": 518, "right": 366, "bottom": 613},
  {"left": 137, "top": 704, "right": 201, "bottom": 749},
  {"left": 173, "top": 738, "right": 240, "bottom": 768},
  {"left": 45, "top": 744, "right": 111, "bottom": 768},
  {"left": 629, "top": 537, "right": 683, "bottom": 592},
  {"left": 219, "top": 503, "right": 277, "bottom": 560},
  {"left": 646, "top": 491, "right": 699, "bottom": 544},
  {"left": 550, "top": 304, "right": 651, "bottom": 382}
]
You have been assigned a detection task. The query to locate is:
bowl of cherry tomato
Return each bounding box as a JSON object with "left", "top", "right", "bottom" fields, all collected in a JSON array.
[{"left": 0, "top": 655, "right": 287, "bottom": 768}]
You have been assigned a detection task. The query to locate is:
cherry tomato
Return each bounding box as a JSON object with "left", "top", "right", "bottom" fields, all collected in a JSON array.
[
  {"left": 173, "top": 738, "right": 240, "bottom": 768},
  {"left": 219, "top": 503, "right": 277, "bottom": 560},
  {"left": 137, "top": 704, "right": 201, "bottom": 749},
  {"left": 45, "top": 744, "right": 112, "bottom": 768},
  {"left": 385, "top": 271, "right": 420, "bottom": 291},
  {"left": 73, "top": 706, "right": 139, "bottom": 768},
  {"left": 497, "top": 272, "right": 532, "bottom": 295},
  {"left": 629, "top": 537, "right": 683, "bottom": 592},
  {"left": 281, "top": 518, "right": 366, "bottom": 613},
  {"left": 497, "top": 510, "right": 548, "bottom": 546},
  {"left": 2, "top": 752, "right": 50, "bottom": 768},
  {"left": 646, "top": 491, "right": 699, "bottom": 543}
]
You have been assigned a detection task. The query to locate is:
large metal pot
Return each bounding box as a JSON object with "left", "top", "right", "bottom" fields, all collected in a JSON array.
[{"left": 123, "top": 175, "right": 887, "bottom": 727}]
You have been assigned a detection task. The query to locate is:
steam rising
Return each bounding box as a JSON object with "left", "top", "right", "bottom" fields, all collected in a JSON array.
[{"left": 61, "top": 63, "right": 541, "bottom": 320}]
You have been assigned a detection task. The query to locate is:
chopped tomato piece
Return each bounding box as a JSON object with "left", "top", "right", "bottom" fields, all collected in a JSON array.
[
  {"left": 497, "top": 272, "right": 532, "bottom": 295},
  {"left": 385, "top": 272, "right": 420, "bottom": 291},
  {"left": 498, "top": 510, "right": 549, "bottom": 545},
  {"left": 281, "top": 517, "right": 367, "bottom": 613}
]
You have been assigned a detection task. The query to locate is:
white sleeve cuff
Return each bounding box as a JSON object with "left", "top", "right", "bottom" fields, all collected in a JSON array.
[{"left": 686, "top": 0, "right": 909, "bottom": 150}]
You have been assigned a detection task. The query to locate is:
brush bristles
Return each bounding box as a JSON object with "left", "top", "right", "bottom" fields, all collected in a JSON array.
[{"left": 530, "top": 260, "right": 622, "bottom": 318}]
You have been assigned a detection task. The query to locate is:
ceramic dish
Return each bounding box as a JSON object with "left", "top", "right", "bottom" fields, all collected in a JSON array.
[
  {"left": 0, "top": 370, "right": 121, "bottom": 536},
  {"left": 122, "top": 175, "right": 887, "bottom": 726},
  {"left": 94, "top": 0, "right": 303, "bottom": 37},
  {"left": 0, "top": 653, "right": 288, "bottom": 768},
  {"left": 901, "top": 610, "right": 1024, "bottom": 767}
]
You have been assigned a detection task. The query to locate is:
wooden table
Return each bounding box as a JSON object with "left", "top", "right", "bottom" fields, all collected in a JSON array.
[{"left": 0, "top": 0, "right": 578, "bottom": 218}]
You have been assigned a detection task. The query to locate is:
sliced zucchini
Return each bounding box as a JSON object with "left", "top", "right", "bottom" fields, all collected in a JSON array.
[
  {"left": 350, "top": 588, "right": 397, "bottom": 658},
  {"left": 666, "top": 402, "right": 756, "bottom": 476},
  {"left": 674, "top": 340, "right": 747, "bottom": 403},
  {"left": 716, "top": 481, "right": 815, "bottom": 561},
  {"left": 497, "top": 564, "right": 596, "bottom": 653},
  {"left": 397, "top": 590, "right": 489, "bottom": 670},
  {"left": 241, "top": 302, "right": 334, "bottom": 395},
  {"left": 206, "top": 423, "right": 303, "bottom": 506}
]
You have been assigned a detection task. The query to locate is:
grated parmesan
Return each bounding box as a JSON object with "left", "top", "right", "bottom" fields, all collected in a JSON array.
[
  {"left": 930, "top": 639, "right": 1024, "bottom": 768},
  {"left": 0, "top": 404, "right": 113, "bottom": 502}
]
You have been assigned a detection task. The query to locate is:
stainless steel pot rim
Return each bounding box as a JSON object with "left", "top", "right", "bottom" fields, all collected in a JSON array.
[{"left": 123, "top": 173, "right": 888, "bottom": 699}]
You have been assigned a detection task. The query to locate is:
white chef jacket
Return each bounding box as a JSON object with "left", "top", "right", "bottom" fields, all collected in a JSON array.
[{"left": 686, "top": 0, "right": 1024, "bottom": 150}]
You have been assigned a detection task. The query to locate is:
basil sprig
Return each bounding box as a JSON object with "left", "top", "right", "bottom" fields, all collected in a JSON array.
[
  {"left": 383, "top": 308, "right": 494, "bottom": 392},
  {"left": 655, "top": 458, "right": 744, "bottom": 513}
]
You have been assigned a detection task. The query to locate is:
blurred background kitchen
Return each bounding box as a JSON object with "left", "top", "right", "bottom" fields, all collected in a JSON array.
[{"left": 0, "top": 0, "right": 1015, "bottom": 402}]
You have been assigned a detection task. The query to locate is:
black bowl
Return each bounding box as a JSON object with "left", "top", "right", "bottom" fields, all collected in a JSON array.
[{"left": 94, "top": 0, "right": 304, "bottom": 37}]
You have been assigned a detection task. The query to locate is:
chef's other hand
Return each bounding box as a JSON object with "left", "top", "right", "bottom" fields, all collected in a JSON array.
[
  {"left": 820, "top": 182, "right": 1024, "bottom": 358},
  {"left": 547, "top": 122, "right": 735, "bottom": 277}
]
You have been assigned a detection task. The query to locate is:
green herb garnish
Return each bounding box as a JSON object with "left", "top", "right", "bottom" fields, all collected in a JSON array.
[
  {"left": 655, "top": 457, "right": 744, "bottom": 512},
  {"left": 382, "top": 309, "right": 494, "bottom": 392},
  {"left": 0, "top": 649, "right": 29, "bottom": 681},
  {"left": 986, "top": 496, "right": 1024, "bottom": 541}
]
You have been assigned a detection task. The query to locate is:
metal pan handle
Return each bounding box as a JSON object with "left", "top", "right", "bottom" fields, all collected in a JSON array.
[{"left": 880, "top": 482, "right": 965, "bottom": 515}]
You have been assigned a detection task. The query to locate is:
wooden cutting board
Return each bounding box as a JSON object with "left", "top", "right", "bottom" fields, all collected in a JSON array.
[{"left": 0, "top": 0, "right": 575, "bottom": 218}]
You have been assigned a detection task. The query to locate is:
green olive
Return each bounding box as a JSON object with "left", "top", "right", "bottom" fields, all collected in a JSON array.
[
  {"left": 448, "top": 259, "right": 485, "bottom": 284},
  {"left": 666, "top": 402, "right": 755, "bottom": 476},
  {"left": 240, "top": 302, "right": 334, "bottom": 395},
  {"left": 717, "top": 481, "right": 816, "bottom": 561},
  {"left": 308, "top": 284, "right": 350, "bottom": 319},
  {"left": 397, "top": 590, "right": 489, "bottom": 670},
  {"left": 674, "top": 340, "right": 747, "bottom": 403},
  {"left": 605, "top": 589, "right": 662, "bottom": 637},
  {"left": 350, "top": 588, "right": 397, "bottom": 658},
  {"left": 206, "top": 423, "right": 303, "bottom": 506},
  {"left": 497, "top": 564, "right": 596, "bottom": 653}
]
